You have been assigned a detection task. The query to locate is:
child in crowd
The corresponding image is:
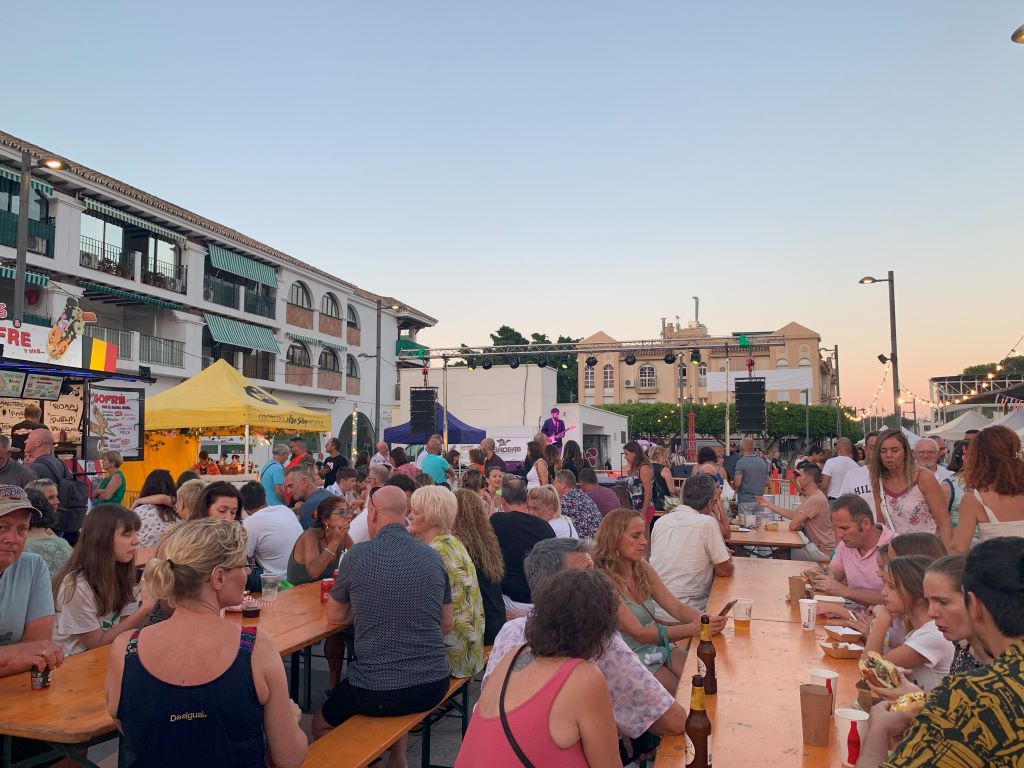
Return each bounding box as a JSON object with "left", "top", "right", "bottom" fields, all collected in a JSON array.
[{"left": 52, "top": 504, "right": 155, "bottom": 655}]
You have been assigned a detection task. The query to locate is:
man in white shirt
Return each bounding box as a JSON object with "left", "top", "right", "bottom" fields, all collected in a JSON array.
[
  {"left": 369, "top": 442, "right": 390, "bottom": 468},
  {"left": 414, "top": 434, "right": 442, "bottom": 470},
  {"left": 650, "top": 473, "right": 733, "bottom": 616},
  {"left": 239, "top": 481, "right": 303, "bottom": 589},
  {"left": 914, "top": 437, "right": 954, "bottom": 508},
  {"left": 346, "top": 465, "right": 391, "bottom": 545},
  {"left": 836, "top": 431, "right": 880, "bottom": 516},
  {"left": 820, "top": 437, "right": 859, "bottom": 500}
]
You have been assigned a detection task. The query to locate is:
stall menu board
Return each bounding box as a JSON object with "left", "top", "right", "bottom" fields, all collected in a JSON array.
[
  {"left": 0, "top": 372, "right": 26, "bottom": 398},
  {"left": 22, "top": 374, "right": 63, "bottom": 401},
  {"left": 86, "top": 386, "right": 144, "bottom": 461},
  {"left": 0, "top": 399, "right": 30, "bottom": 436},
  {"left": 44, "top": 384, "right": 84, "bottom": 442}
]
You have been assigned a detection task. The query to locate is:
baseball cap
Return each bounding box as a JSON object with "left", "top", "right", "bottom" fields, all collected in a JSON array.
[{"left": 0, "top": 485, "right": 42, "bottom": 519}]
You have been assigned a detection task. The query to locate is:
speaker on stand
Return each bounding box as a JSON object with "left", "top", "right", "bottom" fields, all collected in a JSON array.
[
  {"left": 735, "top": 378, "right": 766, "bottom": 433},
  {"left": 410, "top": 387, "right": 438, "bottom": 439}
]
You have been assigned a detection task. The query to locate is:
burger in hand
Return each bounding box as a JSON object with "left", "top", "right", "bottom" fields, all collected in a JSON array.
[
  {"left": 859, "top": 651, "right": 900, "bottom": 688},
  {"left": 890, "top": 691, "right": 926, "bottom": 715}
]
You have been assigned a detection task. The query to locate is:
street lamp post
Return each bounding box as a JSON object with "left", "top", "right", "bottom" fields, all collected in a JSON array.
[
  {"left": 802, "top": 388, "right": 810, "bottom": 447},
  {"left": 13, "top": 151, "right": 65, "bottom": 324},
  {"left": 859, "top": 271, "right": 901, "bottom": 425}
]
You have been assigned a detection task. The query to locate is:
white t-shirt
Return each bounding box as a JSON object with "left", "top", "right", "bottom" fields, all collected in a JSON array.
[
  {"left": 835, "top": 465, "right": 876, "bottom": 516},
  {"left": 903, "top": 620, "right": 954, "bottom": 692},
  {"left": 347, "top": 509, "right": 371, "bottom": 545},
  {"left": 822, "top": 456, "right": 859, "bottom": 497},
  {"left": 52, "top": 573, "right": 140, "bottom": 656},
  {"left": 548, "top": 517, "right": 579, "bottom": 539},
  {"left": 933, "top": 466, "right": 954, "bottom": 483},
  {"left": 649, "top": 505, "right": 731, "bottom": 616},
  {"left": 243, "top": 504, "right": 303, "bottom": 577}
]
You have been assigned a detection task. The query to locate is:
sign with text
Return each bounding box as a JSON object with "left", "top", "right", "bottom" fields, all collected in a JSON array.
[
  {"left": 0, "top": 371, "right": 26, "bottom": 398},
  {"left": 22, "top": 374, "right": 63, "bottom": 401},
  {"left": 85, "top": 386, "right": 144, "bottom": 461},
  {"left": 0, "top": 318, "right": 84, "bottom": 369},
  {"left": 43, "top": 383, "right": 84, "bottom": 442}
]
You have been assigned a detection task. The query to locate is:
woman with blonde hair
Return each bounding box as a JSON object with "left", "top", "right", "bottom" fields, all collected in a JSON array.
[
  {"left": 527, "top": 485, "right": 579, "bottom": 539},
  {"left": 105, "top": 519, "right": 308, "bottom": 768},
  {"left": 408, "top": 486, "right": 484, "bottom": 678},
  {"left": 870, "top": 428, "right": 952, "bottom": 546},
  {"left": 92, "top": 450, "right": 126, "bottom": 506},
  {"left": 593, "top": 509, "right": 726, "bottom": 691},
  {"left": 950, "top": 425, "right": 1024, "bottom": 551},
  {"left": 453, "top": 489, "right": 506, "bottom": 644}
]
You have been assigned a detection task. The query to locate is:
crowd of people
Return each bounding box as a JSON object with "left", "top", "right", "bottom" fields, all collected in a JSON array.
[{"left": 1, "top": 412, "right": 1022, "bottom": 767}]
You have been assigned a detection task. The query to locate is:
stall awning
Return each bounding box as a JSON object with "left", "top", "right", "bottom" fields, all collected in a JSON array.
[
  {"left": 0, "top": 166, "right": 53, "bottom": 197},
  {"left": 81, "top": 280, "right": 183, "bottom": 310},
  {"left": 0, "top": 266, "right": 49, "bottom": 286},
  {"left": 287, "top": 332, "right": 320, "bottom": 347},
  {"left": 320, "top": 339, "right": 348, "bottom": 353},
  {"left": 204, "top": 313, "right": 280, "bottom": 355},
  {"left": 82, "top": 198, "right": 186, "bottom": 246},
  {"left": 207, "top": 244, "right": 277, "bottom": 288}
]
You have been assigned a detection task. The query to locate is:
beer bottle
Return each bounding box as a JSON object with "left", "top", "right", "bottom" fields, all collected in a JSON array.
[
  {"left": 696, "top": 614, "right": 717, "bottom": 694},
  {"left": 686, "top": 674, "right": 712, "bottom": 767}
]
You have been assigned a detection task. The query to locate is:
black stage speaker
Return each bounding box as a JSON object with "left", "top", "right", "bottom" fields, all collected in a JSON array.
[
  {"left": 410, "top": 387, "right": 438, "bottom": 437},
  {"left": 735, "top": 378, "right": 767, "bottom": 433}
]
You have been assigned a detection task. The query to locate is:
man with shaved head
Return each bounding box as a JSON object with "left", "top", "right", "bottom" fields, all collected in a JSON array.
[
  {"left": 733, "top": 437, "right": 770, "bottom": 521},
  {"left": 26, "top": 428, "right": 87, "bottom": 546},
  {"left": 313, "top": 484, "right": 452, "bottom": 764},
  {"left": 821, "top": 437, "right": 858, "bottom": 500}
]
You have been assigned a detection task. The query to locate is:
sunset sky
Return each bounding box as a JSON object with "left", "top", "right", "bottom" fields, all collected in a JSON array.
[{"left": 5, "top": 1, "right": 1021, "bottom": 414}]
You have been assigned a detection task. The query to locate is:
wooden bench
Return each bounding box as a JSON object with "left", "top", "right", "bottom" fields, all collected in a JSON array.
[{"left": 302, "top": 648, "right": 491, "bottom": 768}]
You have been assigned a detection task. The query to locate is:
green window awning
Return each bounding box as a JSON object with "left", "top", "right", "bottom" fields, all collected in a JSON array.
[
  {"left": 204, "top": 313, "right": 280, "bottom": 355},
  {"left": 207, "top": 244, "right": 277, "bottom": 288},
  {"left": 321, "top": 339, "right": 348, "bottom": 353},
  {"left": 0, "top": 266, "right": 49, "bottom": 286},
  {"left": 80, "top": 280, "right": 184, "bottom": 310},
  {"left": 287, "top": 332, "right": 320, "bottom": 348},
  {"left": 82, "top": 198, "right": 186, "bottom": 246},
  {"left": 0, "top": 166, "right": 53, "bottom": 197}
]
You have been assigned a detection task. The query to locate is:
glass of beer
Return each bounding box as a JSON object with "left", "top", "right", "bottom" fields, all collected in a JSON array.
[{"left": 732, "top": 597, "right": 753, "bottom": 629}]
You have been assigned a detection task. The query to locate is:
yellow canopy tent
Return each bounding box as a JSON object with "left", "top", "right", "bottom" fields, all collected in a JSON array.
[{"left": 126, "top": 360, "right": 332, "bottom": 489}]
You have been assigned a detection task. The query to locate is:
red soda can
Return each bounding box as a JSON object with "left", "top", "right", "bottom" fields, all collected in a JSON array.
[{"left": 320, "top": 578, "right": 335, "bottom": 604}]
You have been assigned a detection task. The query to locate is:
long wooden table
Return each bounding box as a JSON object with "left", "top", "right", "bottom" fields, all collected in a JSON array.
[
  {"left": 0, "top": 582, "right": 336, "bottom": 768},
  {"left": 655, "top": 560, "right": 863, "bottom": 767},
  {"left": 726, "top": 527, "right": 806, "bottom": 559}
]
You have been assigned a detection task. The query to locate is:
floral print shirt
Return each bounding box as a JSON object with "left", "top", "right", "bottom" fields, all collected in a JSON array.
[
  {"left": 429, "top": 534, "right": 485, "bottom": 678},
  {"left": 558, "top": 488, "right": 603, "bottom": 539}
]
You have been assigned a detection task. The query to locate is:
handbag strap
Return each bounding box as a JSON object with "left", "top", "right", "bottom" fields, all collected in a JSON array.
[{"left": 499, "top": 645, "right": 536, "bottom": 768}]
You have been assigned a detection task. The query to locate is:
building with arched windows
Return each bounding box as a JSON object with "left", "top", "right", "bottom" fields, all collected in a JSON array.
[
  {"left": 0, "top": 130, "right": 435, "bottom": 448},
  {"left": 577, "top": 322, "right": 834, "bottom": 407}
]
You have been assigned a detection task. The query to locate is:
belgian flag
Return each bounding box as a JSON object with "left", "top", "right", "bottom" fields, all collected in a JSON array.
[{"left": 83, "top": 337, "right": 118, "bottom": 372}]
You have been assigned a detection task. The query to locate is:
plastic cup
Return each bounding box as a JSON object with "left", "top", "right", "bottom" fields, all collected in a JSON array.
[
  {"left": 809, "top": 668, "right": 840, "bottom": 713},
  {"left": 836, "top": 708, "right": 870, "bottom": 767},
  {"left": 798, "top": 598, "right": 816, "bottom": 630},
  {"left": 732, "top": 598, "right": 753, "bottom": 629},
  {"left": 260, "top": 574, "right": 281, "bottom": 601}
]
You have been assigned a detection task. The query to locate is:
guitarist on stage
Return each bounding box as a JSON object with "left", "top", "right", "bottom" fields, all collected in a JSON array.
[{"left": 541, "top": 408, "right": 567, "bottom": 447}]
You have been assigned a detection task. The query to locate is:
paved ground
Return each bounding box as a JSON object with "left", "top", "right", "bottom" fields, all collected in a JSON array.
[{"left": 87, "top": 639, "right": 476, "bottom": 766}]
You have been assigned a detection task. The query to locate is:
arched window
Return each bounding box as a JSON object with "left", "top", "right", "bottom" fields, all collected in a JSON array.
[
  {"left": 698, "top": 362, "right": 707, "bottom": 376},
  {"left": 320, "top": 293, "right": 340, "bottom": 318},
  {"left": 286, "top": 341, "right": 311, "bottom": 367},
  {"left": 318, "top": 348, "right": 340, "bottom": 371},
  {"left": 346, "top": 304, "right": 360, "bottom": 328},
  {"left": 584, "top": 365, "right": 595, "bottom": 389},
  {"left": 798, "top": 357, "right": 812, "bottom": 367},
  {"left": 638, "top": 365, "right": 656, "bottom": 388},
  {"left": 346, "top": 354, "right": 360, "bottom": 379},
  {"left": 776, "top": 358, "right": 790, "bottom": 368},
  {"left": 288, "top": 282, "right": 312, "bottom": 309},
  {"left": 602, "top": 364, "right": 615, "bottom": 389}
]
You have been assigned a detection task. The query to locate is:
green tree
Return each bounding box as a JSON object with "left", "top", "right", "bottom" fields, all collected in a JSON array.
[
  {"left": 461, "top": 326, "right": 580, "bottom": 403},
  {"left": 962, "top": 356, "right": 1024, "bottom": 375}
]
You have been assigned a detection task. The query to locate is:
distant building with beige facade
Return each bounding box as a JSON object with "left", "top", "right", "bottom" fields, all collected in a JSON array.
[{"left": 577, "top": 320, "right": 835, "bottom": 407}]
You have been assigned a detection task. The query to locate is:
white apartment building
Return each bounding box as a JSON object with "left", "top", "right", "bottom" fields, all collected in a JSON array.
[{"left": 0, "top": 131, "right": 434, "bottom": 447}]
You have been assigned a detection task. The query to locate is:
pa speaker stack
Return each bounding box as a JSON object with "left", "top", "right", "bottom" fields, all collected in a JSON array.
[
  {"left": 735, "top": 378, "right": 766, "bottom": 433},
  {"left": 410, "top": 388, "right": 438, "bottom": 438}
]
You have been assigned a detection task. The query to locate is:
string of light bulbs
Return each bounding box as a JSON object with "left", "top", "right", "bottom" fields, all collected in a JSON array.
[{"left": 851, "top": 363, "right": 890, "bottom": 422}]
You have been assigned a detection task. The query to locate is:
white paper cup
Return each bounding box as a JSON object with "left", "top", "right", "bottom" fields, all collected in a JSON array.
[
  {"left": 809, "top": 668, "right": 840, "bottom": 713},
  {"left": 798, "top": 598, "right": 816, "bottom": 630},
  {"left": 835, "top": 708, "right": 870, "bottom": 767},
  {"left": 732, "top": 598, "right": 753, "bottom": 626}
]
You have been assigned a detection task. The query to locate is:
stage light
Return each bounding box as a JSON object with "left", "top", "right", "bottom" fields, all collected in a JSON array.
[
  {"left": 690, "top": 350, "right": 702, "bottom": 366},
  {"left": 481, "top": 359, "right": 492, "bottom": 370},
  {"left": 585, "top": 356, "right": 598, "bottom": 367},
  {"left": 624, "top": 354, "right": 636, "bottom": 366},
  {"left": 509, "top": 358, "right": 520, "bottom": 369},
  {"left": 664, "top": 352, "right": 676, "bottom": 364},
  {"left": 537, "top": 357, "right": 548, "bottom": 368}
]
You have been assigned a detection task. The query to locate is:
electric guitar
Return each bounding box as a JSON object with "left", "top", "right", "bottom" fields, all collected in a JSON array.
[{"left": 545, "top": 425, "right": 577, "bottom": 444}]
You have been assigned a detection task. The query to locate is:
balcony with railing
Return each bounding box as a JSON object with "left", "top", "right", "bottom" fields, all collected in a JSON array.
[
  {"left": 139, "top": 334, "right": 185, "bottom": 368},
  {"left": 80, "top": 236, "right": 134, "bottom": 279},
  {"left": 142, "top": 258, "right": 187, "bottom": 294},
  {"left": 83, "top": 324, "right": 133, "bottom": 360},
  {"left": 0, "top": 210, "right": 55, "bottom": 257},
  {"left": 243, "top": 290, "right": 276, "bottom": 319},
  {"left": 204, "top": 274, "right": 239, "bottom": 309}
]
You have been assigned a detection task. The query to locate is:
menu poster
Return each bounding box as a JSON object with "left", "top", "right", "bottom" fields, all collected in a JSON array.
[
  {"left": 86, "top": 386, "right": 144, "bottom": 461},
  {"left": 22, "top": 374, "right": 63, "bottom": 401},
  {"left": 0, "top": 372, "right": 26, "bottom": 398},
  {"left": 0, "top": 398, "right": 31, "bottom": 435},
  {"left": 44, "top": 383, "right": 84, "bottom": 443}
]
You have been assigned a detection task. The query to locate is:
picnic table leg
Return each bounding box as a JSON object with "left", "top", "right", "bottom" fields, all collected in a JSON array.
[
  {"left": 288, "top": 653, "right": 300, "bottom": 703},
  {"left": 2, "top": 735, "right": 10, "bottom": 768},
  {"left": 420, "top": 715, "right": 432, "bottom": 768},
  {"left": 459, "top": 684, "right": 469, "bottom": 737},
  {"left": 302, "top": 646, "right": 312, "bottom": 712}
]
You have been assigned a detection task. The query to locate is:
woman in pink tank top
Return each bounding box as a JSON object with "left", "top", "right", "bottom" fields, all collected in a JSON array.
[{"left": 456, "top": 569, "right": 620, "bottom": 768}]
